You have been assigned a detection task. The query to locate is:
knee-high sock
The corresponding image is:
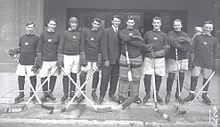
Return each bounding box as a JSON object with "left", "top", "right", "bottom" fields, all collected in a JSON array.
[
  {"left": 92, "top": 71, "right": 99, "bottom": 90},
  {"left": 70, "top": 73, "right": 76, "bottom": 92},
  {"left": 29, "top": 76, "right": 37, "bottom": 91},
  {"left": 80, "top": 71, "right": 87, "bottom": 91},
  {"left": 63, "top": 75, "right": 69, "bottom": 94},
  {"left": 155, "top": 75, "right": 162, "bottom": 92},
  {"left": 203, "top": 78, "right": 210, "bottom": 92},
  {"left": 189, "top": 76, "right": 198, "bottom": 92},
  {"left": 166, "top": 73, "right": 175, "bottom": 93},
  {"left": 41, "top": 77, "right": 48, "bottom": 92},
  {"left": 49, "top": 76, "right": 57, "bottom": 92},
  {"left": 18, "top": 76, "right": 25, "bottom": 91},
  {"left": 144, "top": 74, "right": 151, "bottom": 94}
]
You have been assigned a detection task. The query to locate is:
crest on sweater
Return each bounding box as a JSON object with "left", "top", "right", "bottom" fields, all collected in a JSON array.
[{"left": 203, "top": 41, "right": 208, "bottom": 45}]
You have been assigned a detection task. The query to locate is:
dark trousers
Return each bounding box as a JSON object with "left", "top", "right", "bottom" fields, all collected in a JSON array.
[{"left": 100, "top": 63, "right": 119, "bottom": 97}]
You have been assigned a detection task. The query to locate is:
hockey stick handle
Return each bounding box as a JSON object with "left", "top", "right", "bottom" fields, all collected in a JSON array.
[
  {"left": 175, "top": 48, "right": 181, "bottom": 101},
  {"left": 62, "top": 67, "right": 98, "bottom": 110},
  {"left": 185, "top": 71, "right": 215, "bottom": 111},
  {"left": 124, "top": 44, "right": 132, "bottom": 81}
]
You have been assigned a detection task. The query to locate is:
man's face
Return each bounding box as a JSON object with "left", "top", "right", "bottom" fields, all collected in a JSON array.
[
  {"left": 173, "top": 21, "right": 182, "bottom": 32},
  {"left": 70, "top": 22, "right": 78, "bottom": 30},
  {"left": 126, "top": 19, "right": 135, "bottom": 29},
  {"left": 92, "top": 20, "right": 101, "bottom": 31},
  {"left": 26, "top": 24, "right": 35, "bottom": 34},
  {"left": 112, "top": 17, "right": 121, "bottom": 28},
  {"left": 203, "top": 23, "right": 213, "bottom": 35},
  {"left": 152, "top": 19, "right": 161, "bottom": 31},
  {"left": 47, "top": 20, "right": 56, "bottom": 31}
]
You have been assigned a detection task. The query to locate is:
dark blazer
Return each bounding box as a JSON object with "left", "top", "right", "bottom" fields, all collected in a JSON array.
[{"left": 101, "top": 26, "right": 121, "bottom": 64}]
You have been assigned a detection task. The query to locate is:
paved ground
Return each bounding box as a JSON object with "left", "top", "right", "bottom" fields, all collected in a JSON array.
[{"left": 0, "top": 71, "right": 219, "bottom": 127}]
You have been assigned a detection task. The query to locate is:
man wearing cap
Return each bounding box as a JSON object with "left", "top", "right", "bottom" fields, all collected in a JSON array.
[
  {"left": 77, "top": 18, "right": 102, "bottom": 103},
  {"left": 57, "top": 17, "right": 81, "bottom": 103}
]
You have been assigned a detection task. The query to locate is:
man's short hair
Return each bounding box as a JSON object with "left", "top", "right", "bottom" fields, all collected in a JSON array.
[
  {"left": 93, "top": 18, "right": 101, "bottom": 24},
  {"left": 153, "top": 16, "right": 161, "bottom": 21},
  {"left": 68, "top": 17, "right": 78, "bottom": 24},
  {"left": 26, "top": 22, "right": 35, "bottom": 27},
  {"left": 47, "top": 18, "right": 57, "bottom": 25},
  {"left": 112, "top": 15, "right": 121, "bottom": 21},
  {"left": 204, "top": 20, "right": 214, "bottom": 25},
  {"left": 127, "top": 16, "right": 135, "bottom": 22},
  {"left": 174, "top": 19, "right": 182, "bottom": 24}
]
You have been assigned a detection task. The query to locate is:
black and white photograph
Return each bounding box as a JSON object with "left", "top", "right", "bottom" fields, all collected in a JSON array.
[{"left": 0, "top": 0, "right": 219, "bottom": 126}]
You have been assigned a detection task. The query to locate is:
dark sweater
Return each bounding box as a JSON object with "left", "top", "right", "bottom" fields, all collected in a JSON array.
[
  {"left": 37, "top": 31, "right": 60, "bottom": 61},
  {"left": 119, "top": 28, "right": 144, "bottom": 58},
  {"left": 192, "top": 34, "right": 219, "bottom": 69},
  {"left": 167, "top": 30, "right": 191, "bottom": 60},
  {"left": 19, "top": 34, "right": 39, "bottom": 65},
  {"left": 143, "top": 30, "right": 168, "bottom": 58},
  {"left": 58, "top": 30, "right": 81, "bottom": 55},
  {"left": 80, "top": 28, "right": 102, "bottom": 62}
]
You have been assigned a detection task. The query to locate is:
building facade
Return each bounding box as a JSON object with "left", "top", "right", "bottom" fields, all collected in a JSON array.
[{"left": 0, "top": 0, "right": 219, "bottom": 72}]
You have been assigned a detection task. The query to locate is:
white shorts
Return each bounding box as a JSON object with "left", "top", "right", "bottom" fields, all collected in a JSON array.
[
  {"left": 63, "top": 54, "right": 80, "bottom": 75},
  {"left": 38, "top": 61, "right": 59, "bottom": 78},
  {"left": 81, "top": 62, "right": 98, "bottom": 72},
  {"left": 191, "top": 66, "right": 213, "bottom": 79},
  {"left": 16, "top": 64, "right": 35, "bottom": 77},
  {"left": 167, "top": 58, "right": 188, "bottom": 72},
  {"left": 143, "top": 57, "right": 166, "bottom": 76}
]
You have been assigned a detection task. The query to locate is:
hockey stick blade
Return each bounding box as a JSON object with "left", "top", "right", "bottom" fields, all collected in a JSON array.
[
  {"left": 41, "top": 104, "right": 54, "bottom": 114},
  {"left": 96, "top": 107, "right": 112, "bottom": 113},
  {"left": 155, "top": 108, "right": 171, "bottom": 121}
]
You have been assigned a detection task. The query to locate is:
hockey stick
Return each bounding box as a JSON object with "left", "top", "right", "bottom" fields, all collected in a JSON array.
[
  {"left": 178, "top": 71, "right": 215, "bottom": 115},
  {"left": 60, "top": 67, "right": 96, "bottom": 112},
  {"left": 5, "top": 68, "right": 55, "bottom": 114},
  {"left": 121, "top": 44, "right": 136, "bottom": 109},
  {"left": 175, "top": 48, "right": 183, "bottom": 113},
  {"left": 61, "top": 67, "right": 112, "bottom": 113},
  {"left": 151, "top": 57, "right": 170, "bottom": 121}
]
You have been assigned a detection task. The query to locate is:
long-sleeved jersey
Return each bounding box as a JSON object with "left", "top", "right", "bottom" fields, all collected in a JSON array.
[
  {"left": 167, "top": 30, "right": 191, "bottom": 60},
  {"left": 80, "top": 28, "right": 102, "bottom": 62},
  {"left": 37, "top": 31, "right": 60, "bottom": 61},
  {"left": 192, "top": 34, "right": 219, "bottom": 69},
  {"left": 19, "top": 34, "right": 39, "bottom": 65},
  {"left": 119, "top": 28, "right": 144, "bottom": 58},
  {"left": 143, "top": 30, "right": 169, "bottom": 58},
  {"left": 58, "top": 29, "right": 81, "bottom": 55}
]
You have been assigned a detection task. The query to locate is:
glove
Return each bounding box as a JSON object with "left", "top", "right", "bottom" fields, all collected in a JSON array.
[
  {"left": 57, "top": 54, "right": 63, "bottom": 68},
  {"left": 80, "top": 52, "right": 87, "bottom": 66},
  {"left": 177, "top": 37, "right": 186, "bottom": 43},
  {"left": 149, "top": 50, "right": 165, "bottom": 58},
  {"left": 143, "top": 44, "right": 153, "bottom": 51},
  {"left": 31, "top": 57, "right": 42, "bottom": 73},
  {"left": 97, "top": 54, "right": 102, "bottom": 68},
  {"left": 104, "top": 60, "right": 110, "bottom": 67},
  {"left": 8, "top": 48, "right": 21, "bottom": 57},
  {"left": 188, "top": 53, "right": 195, "bottom": 70}
]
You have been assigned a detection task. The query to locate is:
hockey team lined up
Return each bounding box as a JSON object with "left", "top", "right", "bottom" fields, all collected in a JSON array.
[{"left": 9, "top": 15, "right": 219, "bottom": 109}]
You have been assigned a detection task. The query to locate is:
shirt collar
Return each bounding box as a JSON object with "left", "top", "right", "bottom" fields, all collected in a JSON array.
[{"left": 112, "top": 25, "right": 118, "bottom": 32}]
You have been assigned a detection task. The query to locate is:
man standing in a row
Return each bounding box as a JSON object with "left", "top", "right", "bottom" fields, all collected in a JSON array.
[
  {"left": 98, "top": 15, "right": 121, "bottom": 104},
  {"left": 184, "top": 20, "right": 219, "bottom": 105},
  {"left": 37, "top": 18, "right": 60, "bottom": 102},
  {"left": 77, "top": 18, "right": 103, "bottom": 103},
  {"left": 57, "top": 17, "right": 81, "bottom": 103},
  {"left": 165, "top": 19, "right": 191, "bottom": 103},
  {"left": 142, "top": 16, "right": 169, "bottom": 103},
  {"left": 118, "top": 17, "right": 145, "bottom": 104}
]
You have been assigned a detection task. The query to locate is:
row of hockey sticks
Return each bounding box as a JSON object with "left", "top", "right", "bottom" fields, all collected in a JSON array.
[{"left": 60, "top": 67, "right": 112, "bottom": 113}]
